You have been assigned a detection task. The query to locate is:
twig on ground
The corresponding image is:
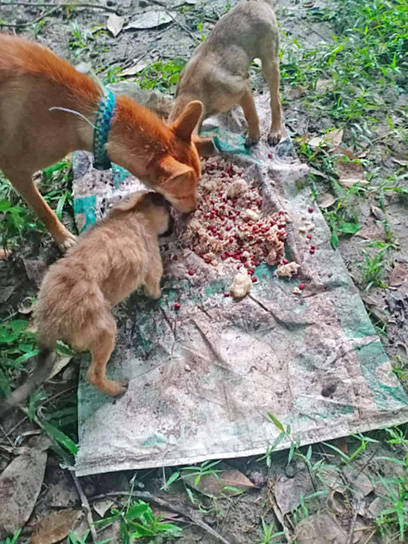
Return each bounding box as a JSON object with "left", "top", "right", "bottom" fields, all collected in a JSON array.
[
  {"left": 0, "top": 8, "right": 58, "bottom": 28},
  {"left": 0, "top": 422, "right": 14, "bottom": 446},
  {"left": 346, "top": 504, "right": 359, "bottom": 544},
  {"left": 149, "top": 0, "right": 200, "bottom": 43},
  {"left": 71, "top": 471, "right": 98, "bottom": 544},
  {"left": 362, "top": 528, "right": 377, "bottom": 544},
  {"left": 89, "top": 491, "right": 232, "bottom": 544},
  {"left": 266, "top": 480, "right": 293, "bottom": 542},
  {"left": 0, "top": 2, "right": 117, "bottom": 12}
]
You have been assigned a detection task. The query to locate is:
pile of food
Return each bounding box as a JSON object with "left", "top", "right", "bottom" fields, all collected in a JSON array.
[{"left": 179, "top": 157, "right": 289, "bottom": 274}]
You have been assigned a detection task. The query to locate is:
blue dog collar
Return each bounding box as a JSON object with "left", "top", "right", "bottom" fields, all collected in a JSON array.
[{"left": 93, "top": 89, "right": 116, "bottom": 170}]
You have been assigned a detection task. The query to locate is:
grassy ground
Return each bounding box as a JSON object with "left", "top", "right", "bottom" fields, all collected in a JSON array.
[{"left": 1, "top": 0, "right": 408, "bottom": 542}]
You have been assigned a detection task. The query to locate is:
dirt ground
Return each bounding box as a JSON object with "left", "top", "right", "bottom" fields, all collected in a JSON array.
[{"left": 0, "top": 1, "right": 407, "bottom": 543}]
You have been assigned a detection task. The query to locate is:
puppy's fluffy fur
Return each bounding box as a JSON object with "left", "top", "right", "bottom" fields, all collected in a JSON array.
[
  {"left": 2, "top": 191, "right": 171, "bottom": 411},
  {"left": 169, "top": 0, "right": 282, "bottom": 146},
  {"left": 0, "top": 33, "right": 204, "bottom": 250}
]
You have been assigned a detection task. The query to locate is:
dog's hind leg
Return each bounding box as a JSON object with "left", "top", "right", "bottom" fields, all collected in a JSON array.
[
  {"left": 7, "top": 171, "right": 77, "bottom": 251},
  {"left": 87, "top": 320, "right": 127, "bottom": 397},
  {"left": 144, "top": 266, "right": 163, "bottom": 300},
  {"left": 240, "top": 87, "right": 261, "bottom": 147},
  {"left": 261, "top": 56, "right": 283, "bottom": 145}
]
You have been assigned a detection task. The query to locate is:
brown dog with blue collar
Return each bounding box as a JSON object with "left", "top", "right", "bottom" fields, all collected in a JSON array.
[{"left": 0, "top": 33, "right": 208, "bottom": 250}]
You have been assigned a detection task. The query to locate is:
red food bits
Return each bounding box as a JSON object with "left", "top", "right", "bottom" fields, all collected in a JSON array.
[
  {"left": 188, "top": 269, "right": 195, "bottom": 276},
  {"left": 306, "top": 233, "right": 312, "bottom": 240},
  {"left": 174, "top": 302, "right": 181, "bottom": 310},
  {"left": 309, "top": 247, "right": 315, "bottom": 255},
  {"left": 268, "top": 153, "right": 272, "bottom": 159},
  {"left": 298, "top": 283, "right": 305, "bottom": 290},
  {"left": 224, "top": 292, "right": 230, "bottom": 297},
  {"left": 172, "top": 255, "right": 178, "bottom": 261},
  {"left": 308, "top": 207, "right": 314, "bottom": 213},
  {"left": 281, "top": 258, "right": 289, "bottom": 265},
  {"left": 252, "top": 276, "right": 258, "bottom": 283}
]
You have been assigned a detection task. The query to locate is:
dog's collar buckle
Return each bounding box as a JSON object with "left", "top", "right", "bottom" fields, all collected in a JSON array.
[{"left": 93, "top": 89, "right": 116, "bottom": 171}]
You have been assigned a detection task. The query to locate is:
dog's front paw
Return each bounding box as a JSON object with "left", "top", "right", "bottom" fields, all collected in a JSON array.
[
  {"left": 245, "top": 133, "right": 261, "bottom": 147},
  {"left": 268, "top": 128, "right": 282, "bottom": 146},
  {"left": 57, "top": 231, "right": 77, "bottom": 252},
  {"left": 104, "top": 379, "right": 128, "bottom": 397},
  {"left": 145, "top": 285, "right": 161, "bottom": 299}
]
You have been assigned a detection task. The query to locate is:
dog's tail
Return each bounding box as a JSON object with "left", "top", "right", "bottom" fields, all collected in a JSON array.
[{"left": 0, "top": 347, "right": 55, "bottom": 419}]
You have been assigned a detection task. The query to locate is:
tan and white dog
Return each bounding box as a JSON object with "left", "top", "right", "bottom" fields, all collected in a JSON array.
[{"left": 169, "top": 0, "right": 283, "bottom": 147}]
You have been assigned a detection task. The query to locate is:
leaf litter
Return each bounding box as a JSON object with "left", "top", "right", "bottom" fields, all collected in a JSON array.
[{"left": 0, "top": 436, "right": 50, "bottom": 533}]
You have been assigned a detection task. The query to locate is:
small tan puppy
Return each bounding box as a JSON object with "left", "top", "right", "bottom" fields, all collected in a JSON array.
[
  {"left": 169, "top": 0, "right": 282, "bottom": 147},
  {"left": 1, "top": 191, "right": 171, "bottom": 413}
]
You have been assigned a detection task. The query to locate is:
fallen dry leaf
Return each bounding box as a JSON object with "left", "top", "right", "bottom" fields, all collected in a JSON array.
[
  {"left": 308, "top": 128, "right": 343, "bottom": 150},
  {"left": 32, "top": 509, "right": 82, "bottom": 544},
  {"left": 334, "top": 156, "right": 368, "bottom": 188},
  {"left": 107, "top": 14, "right": 124, "bottom": 37},
  {"left": 294, "top": 513, "right": 347, "bottom": 544},
  {"left": 183, "top": 468, "right": 256, "bottom": 497},
  {"left": 93, "top": 499, "right": 114, "bottom": 518},
  {"left": 23, "top": 258, "right": 47, "bottom": 288},
  {"left": 287, "top": 86, "right": 307, "bottom": 99},
  {"left": 274, "top": 465, "right": 314, "bottom": 516},
  {"left": 392, "top": 157, "right": 408, "bottom": 166},
  {"left": 308, "top": 166, "right": 329, "bottom": 179},
  {"left": 371, "top": 205, "right": 385, "bottom": 221},
  {"left": 49, "top": 354, "right": 73, "bottom": 380},
  {"left": 0, "top": 436, "right": 50, "bottom": 533},
  {"left": 120, "top": 61, "right": 148, "bottom": 77},
  {"left": 318, "top": 192, "right": 336, "bottom": 209},
  {"left": 151, "top": 508, "right": 180, "bottom": 521},
  {"left": 389, "top": 263, "right": 408, "bottom": 287},
  {"left": 125, "top": 11, "right": 174, "bottom": 30},
  {"left": 315, "top": 79, "right": 334, "bottom": 93},
  {"left": 343, "top": 467, "right": 374, "bottom": 499},
  {"left": 356, "top": 222, "right": 385, "bottom": 241}
]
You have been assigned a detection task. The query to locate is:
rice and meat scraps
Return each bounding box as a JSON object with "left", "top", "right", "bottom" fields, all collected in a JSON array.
[{"left": 179, "top": 157, "right": 288, "bottom": 274}]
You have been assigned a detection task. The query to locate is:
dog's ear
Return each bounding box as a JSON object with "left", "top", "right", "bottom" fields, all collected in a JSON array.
[
  {"left": 157, "top": 156, "right": 197, "bottom": 212},
  {"left": 109, "top": 191, "right": 146, "bottom": 216},
  {"left": 193, "top": 135, "right": 217, "bottom": 157},
  {"left": 172, "top": 100, "right": 203, "bottom": 141}
]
